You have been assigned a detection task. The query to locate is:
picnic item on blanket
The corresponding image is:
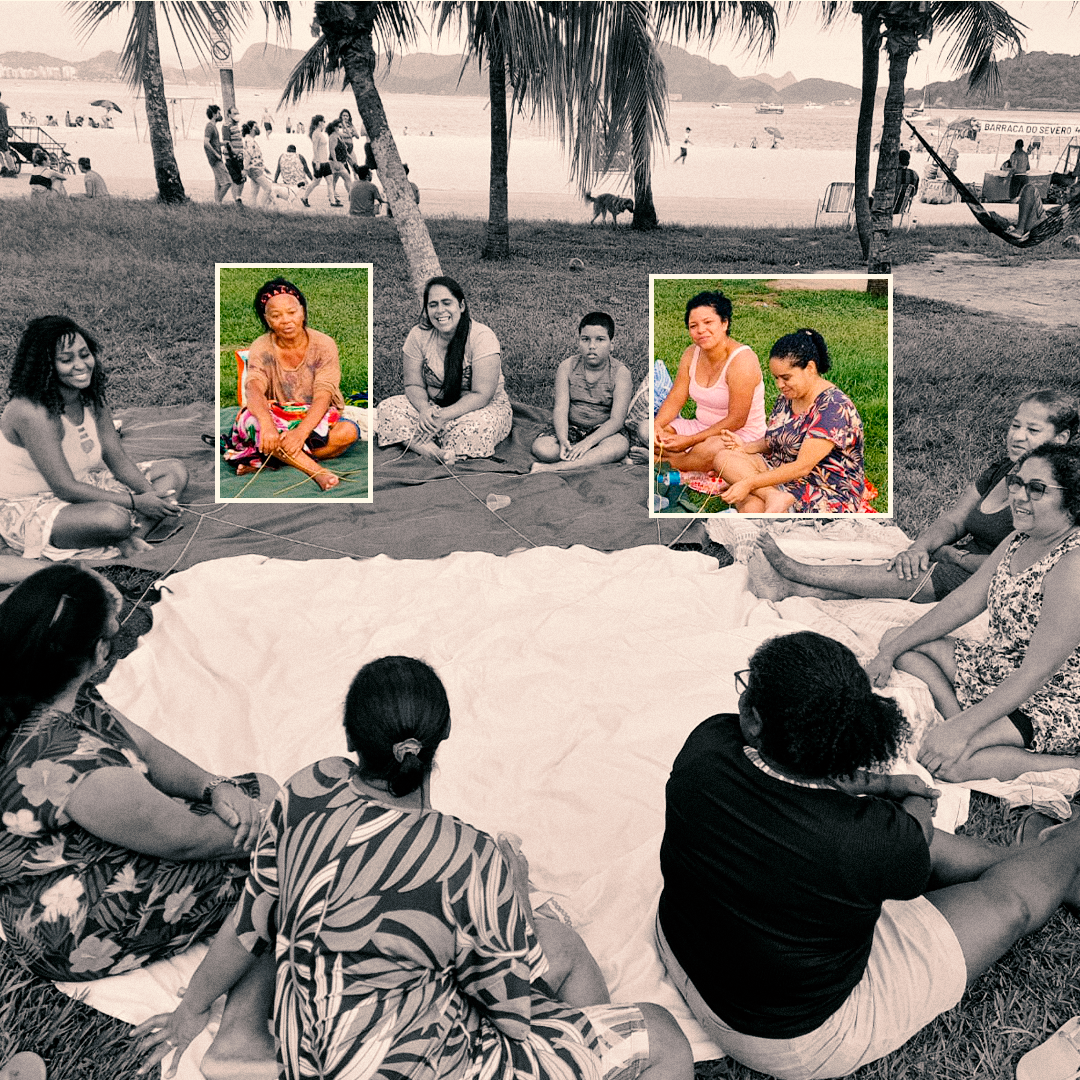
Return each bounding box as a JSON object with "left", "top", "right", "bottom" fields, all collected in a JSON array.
[{"left": 1015, "top": 1015, "right": 1080, "bottom": 1080}]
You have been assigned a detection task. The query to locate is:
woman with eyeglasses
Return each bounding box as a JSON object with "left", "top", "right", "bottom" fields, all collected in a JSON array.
[
  {"left": 0, "top": 565, "right": 276, "bottom": 982},
  {"left": 868, "top": 443, "right": 1080, "bottom": 783}
]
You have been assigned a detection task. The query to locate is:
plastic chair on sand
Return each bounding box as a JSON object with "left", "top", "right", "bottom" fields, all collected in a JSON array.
[
  {"left": 814, "top": 182, "right": 855, "bottom": 228},
  {"left": 894, "top": 183, "right": 917, "bottom": 229}
]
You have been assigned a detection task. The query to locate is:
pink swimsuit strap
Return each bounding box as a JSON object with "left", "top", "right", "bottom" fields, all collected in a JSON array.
[{"left": 689, "top": 343, "right": 752, "bottom": 390}]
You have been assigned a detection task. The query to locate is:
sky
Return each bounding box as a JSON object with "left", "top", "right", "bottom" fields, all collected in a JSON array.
[{"left": 1, "top": 1, "right": 1078, "bottom": 91}]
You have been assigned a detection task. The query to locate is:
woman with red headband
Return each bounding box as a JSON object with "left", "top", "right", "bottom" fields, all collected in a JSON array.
[{"left": 221, "top": 278, "right": 361, "bottom": 491}]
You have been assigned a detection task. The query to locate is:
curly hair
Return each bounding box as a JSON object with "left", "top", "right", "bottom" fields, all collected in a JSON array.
[
  {"left": 8, "top": 316, "right": 107, "bottom": 416},
  {"left": 744, "top": 632, "right": 909, "bottom": 779},
  {"left": 344, "top": 656, "right": 452, "bottom": 798},
  {"left": 0, "top": 565, "right": 112, "bottom": 751},
  {"left": 1018, "top": 443, "right": 1080, "bottom": 524},
  {"left": 770, "top": 328, "right": 831, "bottom": 374}
]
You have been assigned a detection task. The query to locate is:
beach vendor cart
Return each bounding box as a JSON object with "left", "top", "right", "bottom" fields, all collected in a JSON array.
[
  {"left": 5, "top": 126, "right": 76, "bottom": 177},
  {"left": 920, "top": 117, "right": 979, "bottom": 204}
]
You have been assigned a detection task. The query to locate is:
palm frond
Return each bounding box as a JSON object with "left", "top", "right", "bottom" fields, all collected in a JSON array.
[
  {"left": 652, "top": 1, "right": 778, "bottom": 56},
  {"left": 279, "top": 35, "right": 340, "bottom": 105},
  {"left": 930, "top": 0, "right": 1026, "bottom": 94}
]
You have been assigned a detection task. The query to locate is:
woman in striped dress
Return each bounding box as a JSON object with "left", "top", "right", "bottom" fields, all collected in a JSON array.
[{"left": 135, "top": 657, "right": 691, "bottom": 1080}]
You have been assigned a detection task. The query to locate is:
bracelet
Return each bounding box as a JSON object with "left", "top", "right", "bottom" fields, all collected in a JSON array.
[{"left": 202, "top": 775, "right": 240, "bottom": 802}]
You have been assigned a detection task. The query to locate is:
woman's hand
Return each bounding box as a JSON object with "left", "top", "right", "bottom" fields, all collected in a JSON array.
[
  {"left": 258, "top": 425, "right": 282, "bottom": 456},
  {"left": 278, "top": 428, "right": 307, "bottom": 462},
  {"left": 721, "top": 478, "right": 754, "bottom": 506},
  {"left": 834, "top": 771, "right": 940, "bottom": 804},
  {"left": 211, "top": 783, "right": 265, "bottom": 851},
  {"left": 717, "top": 430, "right": 745, "bottom": 451},
  {"left": 132, "top": 1001, "right": 212, "bottom": 1079},
  {"left": 886, "top": 546, "right": 930, "bottom": 581},
  {"left": 417, "top": 402, "right": 444, "bottom": 437},
  {"left": 866, "top": 649, "right": 896, "bottom": 688},
  {"left": 935, "top": 544, "right": 970, "bottom": 567},
  {"left": 558, "top": 439, "right": 574, "bottom": 461},
  {"left": 917, "top": 720, "right": 975, "bottom": 777},
  {"left": 132, "top": 491, "right": 180, "bottom": 520}
]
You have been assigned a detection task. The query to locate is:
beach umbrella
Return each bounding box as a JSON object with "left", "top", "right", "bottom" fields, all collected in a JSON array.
[
  {"left": 90, "top": 100, "right": 122, "bottom": 114},
  {"left": 764, "top": 126, "right": 784, "bottom": 140}
]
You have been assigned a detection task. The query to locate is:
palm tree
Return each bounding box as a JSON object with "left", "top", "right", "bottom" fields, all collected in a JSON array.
[
  {"left": 848, "top": 2, "right": 1024, "bottom": 270},
  {"left": 281, "top": 2, "right": 442, "bottom": 294},
  {"left": 433, "top": 2, "right": 559, "bottom": 260}
]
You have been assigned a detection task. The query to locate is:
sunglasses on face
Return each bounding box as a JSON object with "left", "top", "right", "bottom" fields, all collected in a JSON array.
[{"left": 1006, "top": 474, "right": 1065, "bottom": 501}]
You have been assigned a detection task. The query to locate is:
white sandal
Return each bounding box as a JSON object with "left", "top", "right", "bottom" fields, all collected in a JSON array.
[{"left": 1016, "top": 1016, "right": 1080, "bottom": 1079}]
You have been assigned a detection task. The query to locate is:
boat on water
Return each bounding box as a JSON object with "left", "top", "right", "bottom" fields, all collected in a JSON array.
[
  {"left": 803, "top": 102, "right": 824, "bottom": 110},
  {"left": 755, "top": 102, "right": 784, "bottom": 114},
  {"left": 711, "top": 102, "right": 732, "bottom": 109}
]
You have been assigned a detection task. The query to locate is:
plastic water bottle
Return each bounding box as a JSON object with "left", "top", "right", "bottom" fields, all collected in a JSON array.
[{"left": 656, "top": 470, "right": 682, "bottom": 487}]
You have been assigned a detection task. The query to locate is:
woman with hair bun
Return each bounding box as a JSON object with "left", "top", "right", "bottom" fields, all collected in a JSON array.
[
  {"left": 377, "top": 276, "right": 513, "bottom": 464},
  {"left": 660, "top": 631, "right": 1080, "bottom": 1079},
  {"left": 137, "top": 655, "right": 693, "bottom": 1080},
  {"left": 0, "top": 565, "right": 274, "bottom": 984},
  {"left": 713, "top": 329, "right": 868, "bottom": 513}
]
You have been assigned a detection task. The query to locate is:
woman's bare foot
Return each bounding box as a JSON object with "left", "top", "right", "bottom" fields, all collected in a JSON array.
[
  {"left": 628, "top": 446, "right": 650, "bottom": 466},
  {"left": 235, "top": 463, "right": 260, "bottom": 476},
  {"left": 311, "top": 469, "right": 340, "bottom": 492},
  {"left": 758, "top": 532, "right": 796, "bottom": 575},
  {"left": 747, "top": 548, "right": 796, "bottom": 601},
  {"left": 413, "top": 440, "right": 444, "bottom": 462},
  {"left": 761, "top": 489, "right": 797, "bottom": 513},
  {"left": 117, "top": 535, "right": 153, "bottom": 557}
]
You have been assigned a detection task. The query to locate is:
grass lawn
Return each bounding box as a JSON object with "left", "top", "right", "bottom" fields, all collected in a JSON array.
[
  {"left": 217, "top": 264, "right": 370, "bottom": 409},
  {"left": 0, "top": 197, "right": 1079, "bottom": 1079},
  {"left": 652, "top": 276, "right": 889, "bottom": 512}
]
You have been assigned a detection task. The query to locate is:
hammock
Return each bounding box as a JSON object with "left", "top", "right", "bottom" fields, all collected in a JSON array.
[{"left": 906, "top": 120, "right": 1080, "bottom": 248}]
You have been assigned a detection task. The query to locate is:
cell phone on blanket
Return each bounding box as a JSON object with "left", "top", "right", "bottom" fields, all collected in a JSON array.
[{"left": 143, "top": 518, "right": 184, "bottom": 544}]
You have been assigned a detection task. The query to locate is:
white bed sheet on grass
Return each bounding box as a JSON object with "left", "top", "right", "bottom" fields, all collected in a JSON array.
[{"left": 62, "top": 544, "right": 999, "bottom": 1078}]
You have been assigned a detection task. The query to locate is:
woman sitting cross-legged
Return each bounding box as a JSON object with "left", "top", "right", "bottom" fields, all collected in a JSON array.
[
  {"left": 659, "top": 631, "right": 1080, "bottom": 1080},
  {"left": 748, "top": 389, "right": 1078, "bottom": 601},
  {"left": 135, "top": 656, "right": 692, "bottom": 1080},
  {"left": 868, "top": 443, "right": 1080, "bottom": 783},
  {"left": 712, "top": 329, "right": 868, "bottom": 514},
  {"left": 221, "top": 278, "right": 360, "bottom": 491},
  {"left": 376, "top": 276, "right": 513, "bottom": 465},
  {"left": 0, "top": 316, "right": 187, "bottom": 561},
  {"left": 0, "top": 565, "right": 276, "bottom": 983}
]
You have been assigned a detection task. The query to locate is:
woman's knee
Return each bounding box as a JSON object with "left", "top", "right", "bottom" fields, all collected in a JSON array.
[
  {"left": 635, "top": 1002, "right": 694, "bottom": 1077},
  {"left": 532, "top": 435, "right": 561, "bottom": 463},
  {"left": 80, "top": 502, "right": 135, "bottom": 541},
  {"left": 604, "top": 433, "right": 630, "bottom": 457}
]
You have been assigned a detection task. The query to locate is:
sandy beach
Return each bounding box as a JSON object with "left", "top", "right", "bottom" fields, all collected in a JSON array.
[{"left": 0, "top": 79, "right": 1050, "bottom": 228}]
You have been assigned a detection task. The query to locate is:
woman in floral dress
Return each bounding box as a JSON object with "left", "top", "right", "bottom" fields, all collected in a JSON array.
[
  {"left": 135, "top": 656, "right": 692, "bottom": 1080},
  {"left": 712, "top": 329, "right": 870, "bottom": 513},
  {"left": 0, "top": 564, "right": 274, "bottom": 982},
  {"left": 869, "top": 443, "right": 1080, "bottom": 786}
]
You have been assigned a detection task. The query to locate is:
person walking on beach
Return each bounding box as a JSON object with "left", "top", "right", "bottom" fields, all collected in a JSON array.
[
  {"left": 0, "top": 91, "right": 14, "bottom": 178},
  {"left": 221, "top": 105, "right": 246, "bottom": 206},
  {"left": 301, "top": 115, "right": 332, "bottom": 207},
  {"left": 673, "top": 128, "right": 691, "bottom": 165},
  {"left": 262, "top": 107, "right": 273, "bottom": 137},
  {"left": 203, "top": 105, "right": 233, "bottom": 205}
]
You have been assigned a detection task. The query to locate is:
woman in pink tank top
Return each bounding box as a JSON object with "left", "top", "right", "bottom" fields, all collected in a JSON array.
[{"left": 654, "top": 290, "right": 766, "bottom": 474}]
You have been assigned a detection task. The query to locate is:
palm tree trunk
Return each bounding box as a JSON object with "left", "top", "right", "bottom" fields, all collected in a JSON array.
[
  {"left": 854, "top": 11, "right": 881, "bottom": 260},
  {"left": 339, "top": 34, "right": 442, "bottom": 298},
  {"left": 868, "top": 31, "right": 915, "bottom": 273},
  {"left": 483, "top": 31, "right": 510, "bottom": 261},
  {"left": 630, "top": 118, "right": 658, "bottom": 230},
  {"left": 141, "top": 2, "right": 186, "bottom": 204}
]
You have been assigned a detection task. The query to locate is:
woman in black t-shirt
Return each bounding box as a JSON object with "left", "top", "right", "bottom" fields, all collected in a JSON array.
[
  {"left": 748, "top": 389, "right": 1078, "bottom": 604},
  {"left": 659, "top": 631, "right": 1080, "bottom": 1079}
]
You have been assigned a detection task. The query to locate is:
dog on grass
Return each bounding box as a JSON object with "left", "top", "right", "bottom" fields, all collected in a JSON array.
[
  {"left": 586, "top": 192, "right": 635, "bottom": 227},
  {"left": 269, "top": 182, "right": 306, "bottom": 210}
]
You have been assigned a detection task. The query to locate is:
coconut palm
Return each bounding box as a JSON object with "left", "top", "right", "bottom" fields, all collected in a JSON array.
[
  {"left": 847, "top": 2, "right": 1024, "bottom": 269},
  {"left": 67, "top": 1, "right": 282, "bottom": 204},
  {"left": 281, "top": 2, "right": 442, "bottom": 294}
]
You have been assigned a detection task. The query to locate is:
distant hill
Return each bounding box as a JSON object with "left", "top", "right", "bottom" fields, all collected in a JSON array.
[
  {"left": 921, "top": 51, "right": 1080, "bottom": 111},
  {"left": 752, "top": 71, "right": 798, "bottom": 92}
]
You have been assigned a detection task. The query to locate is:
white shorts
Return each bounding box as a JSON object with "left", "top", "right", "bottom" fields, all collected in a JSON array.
[{"left": 657, "top": 897, "right": 967, "bottom": 1080}]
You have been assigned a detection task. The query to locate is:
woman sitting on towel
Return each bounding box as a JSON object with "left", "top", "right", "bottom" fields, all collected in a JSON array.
[
  {"left": 221, "top": 277, "right": 360, "bottom": 492},
  {"left": 653, "top": 290, "right": 766, "bottom": 472},
  {"left": 0, "top": 316, "right": 186, "bottom": 561},
  {"left": 660, "top": 630, "right": 1080, "bottom": 1080},
  {"left": 749, "top": 389, "right": 1078, "bottom": 602},
  {"left": 377, "top": 276, "right": 513, "bottom": 464},
  {"left": 135, "top": 655, "right": 692, "bottom": 1080},
  {"left": 711, "top": 329, "right": 868, "bottom": 513},
  {"left": 28, "top": 148, "right": 68, "bottom": 198},
  {"left": 0, "top": 564, "right": 276, "bottom": 982},
  {"left": 868, "top": 443, "right": 1080, "bottom": 783}
]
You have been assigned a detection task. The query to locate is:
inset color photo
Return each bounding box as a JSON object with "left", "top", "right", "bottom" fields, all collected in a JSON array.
[
  {"left": 649, "top": 275, "right": 891, "bottom": 517},
  {"left": 216, "top": 264, "right": 372, "bottom": 502}
]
